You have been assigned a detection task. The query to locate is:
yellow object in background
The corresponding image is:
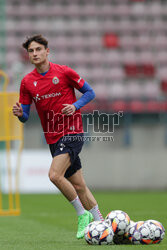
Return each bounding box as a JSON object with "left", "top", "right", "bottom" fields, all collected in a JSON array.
[{"left": 0, "top": 69, "right": 23, "bottom": 215}]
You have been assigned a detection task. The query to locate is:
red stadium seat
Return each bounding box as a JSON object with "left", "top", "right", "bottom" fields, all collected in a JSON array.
[
  {"left": 161, "top": 79, "right": 167, "bottom": 93},
  {"left": 110, "top": 101, "right": 128, "bottom": 112},
  {"left": 146, "top": 101, "right": 162, "bottom": 113},
  {"left": 124, "top": 63, "right": 139, "bottom": 77},
  {"left": 142, "top": 64, "right": 155, "bottom": 77},
  {"left": 129, "top": 101, "right": 145, "bottom": 113},
  {"left": 103, "top": 33, "right": 119, "bottom": 49}
]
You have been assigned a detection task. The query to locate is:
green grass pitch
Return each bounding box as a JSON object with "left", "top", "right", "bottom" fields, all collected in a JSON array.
[{"left": 0, "top": 191, "right": 166, "bottom": 250}]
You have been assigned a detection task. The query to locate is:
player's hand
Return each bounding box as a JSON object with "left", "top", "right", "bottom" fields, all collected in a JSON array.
[
  {"left": 61, "top": 104, "right": 76, "bottom": 116},
  {"left": 12, "top": 102, "right": 23, "bottom": 117}
]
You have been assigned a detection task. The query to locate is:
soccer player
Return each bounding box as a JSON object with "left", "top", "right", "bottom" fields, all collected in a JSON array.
[{"left": 12, "top": 34, "right": 103, "bottom": 239}]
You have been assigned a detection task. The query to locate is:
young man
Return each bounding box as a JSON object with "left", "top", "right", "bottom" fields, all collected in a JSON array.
[{"left": 12, "top": 34, "right": 103, "bottom": 239}]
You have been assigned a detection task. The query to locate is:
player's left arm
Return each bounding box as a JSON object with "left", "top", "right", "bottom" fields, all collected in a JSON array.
[
  {"left": 61, "top": 81, "right": 95, "bottom": 116},
  {"left": 73, "top": 81, "right": 95, "bottom": 110}
]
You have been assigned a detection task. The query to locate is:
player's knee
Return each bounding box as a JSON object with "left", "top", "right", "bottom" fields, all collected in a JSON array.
[
  {"left": 49, "top": 171, "right": 62, "bottom": 186},
  {"left": 48, "top": 171, "right": 56, "bottom": 183},
  {"left": 73, "top": 182, "right": 86, "bottom": 194}
]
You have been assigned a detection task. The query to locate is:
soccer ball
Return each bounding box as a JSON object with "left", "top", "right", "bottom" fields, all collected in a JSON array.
[
  {"left": 121, "top": 220, "right": 136, "bottom": 243},
  {"left": 142, "top": 220, "right": 165, "bottom": 244},
  {"left": 105, "top": 210, "right": 130, "bottom": 235},
  {"left": 84, "top": 220, "right": 114, "bottom": 245},
  {"left": 112, "top": 220, "right": 136, "bottom": 245},
  {"left": 125, "top": 220, "right": 136, "bottom": 235},
  {"left": 138, "top": 222, "right": 152, "bottom": 244},
  {"left": 128, "top": 220, "right": 165, "bottom": 245},
  {"left": 128, "top": 221, "right": 145, "bottom": 244}
]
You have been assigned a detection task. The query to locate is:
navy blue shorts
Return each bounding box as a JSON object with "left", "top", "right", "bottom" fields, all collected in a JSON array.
[{"left": 49, "top": 133, "right": 84, "bottom": 178}]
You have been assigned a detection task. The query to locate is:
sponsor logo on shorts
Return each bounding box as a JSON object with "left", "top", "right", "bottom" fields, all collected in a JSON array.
[{"left": 60, "top": 143, "right": 65, "bottom": 151}]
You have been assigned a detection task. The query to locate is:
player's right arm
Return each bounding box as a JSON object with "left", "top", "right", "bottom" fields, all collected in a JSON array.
[
  {"left": 13, "top": 77, "right": 32, "bottom": 123},
  {"left": 12, "top": 102, "right": 30, "bottom": 123},
  {"left": 13, "top": 102, "right": 23, "bottom": 117}
]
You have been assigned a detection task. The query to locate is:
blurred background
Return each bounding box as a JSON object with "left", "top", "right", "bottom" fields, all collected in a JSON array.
[{"left": 0, "top": 0, "right": 167, "bottom": 192}]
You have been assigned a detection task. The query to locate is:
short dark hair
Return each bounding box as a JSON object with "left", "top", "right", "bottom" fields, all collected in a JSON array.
[{"left": 22, "top": 34, "right": 48, "bottom": 50}]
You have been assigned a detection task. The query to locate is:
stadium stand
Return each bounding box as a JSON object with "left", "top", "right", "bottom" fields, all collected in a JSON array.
[{"left": 2, "top": 0, "right": 167, "bottom": 112}]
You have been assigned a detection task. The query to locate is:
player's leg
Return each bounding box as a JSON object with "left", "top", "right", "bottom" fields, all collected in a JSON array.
[
  {"left": 48, "top": 153, "right": 90, "bottom": 239},
  {"left": 68, "top": 168, "right": 104, "bottom": 221},
  {"left": 49, "top": 134, "right": 95, "bottom": 239},
  {"left": 68, "top": 168, "right": 96, "bottom": 209},
  {"left": 49, "top": 153, "right": 78, "bottom": 201}
]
